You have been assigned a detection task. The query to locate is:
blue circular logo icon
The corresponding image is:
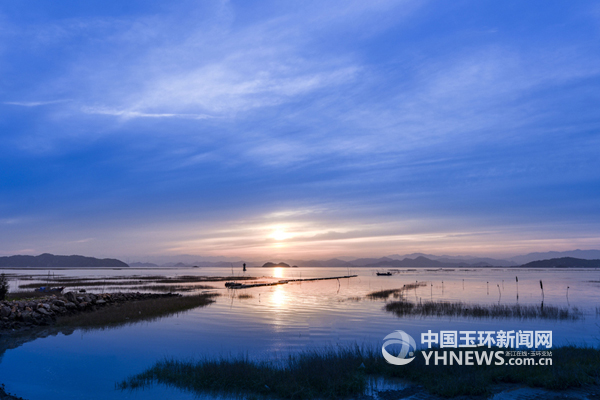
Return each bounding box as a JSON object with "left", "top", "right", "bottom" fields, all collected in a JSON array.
[{"left": 382, "top": 330, "right": 417, "bottom": 365}]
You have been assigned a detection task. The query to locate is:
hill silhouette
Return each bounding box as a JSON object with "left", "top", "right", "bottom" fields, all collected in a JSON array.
[
  {"left": 521, "top": 257, "right": 600, "bottom": 268},
  {"left": 0, "top": 253, "right": 128, "bottom": 268},
  {"left": 261, "top": 262, "right": 292, "bottom": 268}
]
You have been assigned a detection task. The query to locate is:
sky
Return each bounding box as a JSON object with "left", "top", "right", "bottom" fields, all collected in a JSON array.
[{"left": 1, "top": 0, "right": 599, "bottom": 260}]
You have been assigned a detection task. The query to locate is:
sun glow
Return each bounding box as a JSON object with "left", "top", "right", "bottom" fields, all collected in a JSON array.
[{"left": 271, "top": 229, "right": 289, "bottom": 241}]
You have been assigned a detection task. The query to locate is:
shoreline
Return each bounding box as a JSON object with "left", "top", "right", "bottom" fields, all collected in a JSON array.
[{"left": 1, "top": 291, "right": 181, "bottom": 332}]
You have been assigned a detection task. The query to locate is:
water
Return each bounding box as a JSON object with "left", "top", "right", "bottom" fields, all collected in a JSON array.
[{"left": 1, "top": 267, "right": 599, "bottom": 399}]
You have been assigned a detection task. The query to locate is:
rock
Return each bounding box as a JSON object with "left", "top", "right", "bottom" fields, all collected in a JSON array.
[
  {"left": 64, "top": 292, "right": 78, "bottom": 303},
  {"left": 21, "top": 311, "right": 34, "bottom": 323},
  {"left": 36, "top": 307, "right": 51, "bottom": 316},
  {"left": 1, "top": 306, "right": 10, "bottom": 318},
  {"left": 95, "top": 299, "right": 106, "bottom": 305},
  {"left": 53, "top": 300, "right": 65, "bottom": 307}
]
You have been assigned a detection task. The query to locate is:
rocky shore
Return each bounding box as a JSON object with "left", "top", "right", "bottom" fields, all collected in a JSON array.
[{"left": 0, "top": 291, "right": 180, "bottom": 331}]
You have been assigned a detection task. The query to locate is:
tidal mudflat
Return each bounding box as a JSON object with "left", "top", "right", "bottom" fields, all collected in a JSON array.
[{"left": 1, "top": 266, "right": 599, "bottom": 399}]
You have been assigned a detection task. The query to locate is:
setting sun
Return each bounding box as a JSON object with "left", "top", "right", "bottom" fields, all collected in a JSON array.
[{"left": 271, "top": 229, "right": 289, "bottom": 241}]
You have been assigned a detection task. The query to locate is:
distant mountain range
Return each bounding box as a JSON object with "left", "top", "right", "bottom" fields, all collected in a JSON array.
[
  {"left": 0, "top": 253, "right": 128, "bottom": 269},
  {"left": 2, "top": 250, "right": 599, "bottom": 269},
  {"left": 506, "top": 250, "right": 600, "bottom": 265},
  {"left": 521, "top": 257, "right": 600, "bottom": 268}
]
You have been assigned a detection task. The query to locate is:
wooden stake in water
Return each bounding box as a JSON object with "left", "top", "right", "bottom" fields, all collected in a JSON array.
[
  {"left": 516, "top": 276, "right": 519, "bottom": 301},
  {"left": 497, "top": 284, "right": 501, "bottom": 304},
  {"left": 566, "top": 286, "right": 570, "bottom": 306},
  {"left": 487, "top": 281, "right": 489, "bottom": 295},
  {"left": 540, "top": 280, "right": 544, "bottom": 300}
]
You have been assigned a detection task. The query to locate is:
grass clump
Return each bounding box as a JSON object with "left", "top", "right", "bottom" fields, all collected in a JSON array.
[
  {"left": 18, "top": 275, "right": 257, "bottom": 289},
  {"left": 56, "top": 293, "right": 218, "bottom": 329},
  {"left": 118, "top": 346, "right": 600, "bottom": 399},
  {"left": 6, "top": 290, "right": 58, "bottom": 300},
  {"left": 385, "top": 300, "right": 582, "bottom": 320},
  {"left": 367, "top": 282, "right": 427, "bottom": 300},
  {"left": 20, "top": 280, "right": 144, "bottom": 289},
  {"left": 119, "top": 346, "right": 368, "bottom": 399},
  {"left": 127, "top": 284, "right": 215, "bottom": 292}
]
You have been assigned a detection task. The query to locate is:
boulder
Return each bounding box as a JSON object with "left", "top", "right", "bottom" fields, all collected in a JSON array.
[
  {"left": 64, "top": 292, "right": 78, "bottom": 304},
  {"left": 36, "top": 307, "right": 51, "bottom": 316}
]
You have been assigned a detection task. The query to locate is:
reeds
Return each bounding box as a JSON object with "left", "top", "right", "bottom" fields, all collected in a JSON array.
[
  {"left": 366, "top": 282, "right": 427, "bottom": 300},
  {"left": 118, "top": 345, "right": 600, "bottom": 399},
  {"left": 126, "top": 284, "right": 215, "bottom": 292},
  {"left": 19, "top": 275, "right": 256, "bottom": 289},
  {"left": 384, "top": 300, "right": 582, "bottom": 320},
  {"left": 56, "top": 293, "right": 219, "bottom": 329},
  {"left": 6, "top": 290, "right": 57, "bottom": 300}
]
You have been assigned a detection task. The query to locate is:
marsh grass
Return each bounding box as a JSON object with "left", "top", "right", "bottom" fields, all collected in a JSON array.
[
  {"left": 385, "top": 300, "right": 582, "bottom": 320},
  {"left": 19, "top": 275, "right": 256, "bottom": 289},
  {"left": 19, "top": 280, "right": 150, "bottom": 289},
  {"left": 366, "top": 282, "right": 427, "bottom": 300},
  {"left": 126, "top": 284, "right": 215, "bottom": 292},
  {"left": 118, "top": 345, "right": 600, "bottom": 399},
  {"left": 56, "top": 293, "right": 219, "bottom": 330},
  {"left": 155, "top": 276, "right": 256, "bottom": 284},
  {"left": 6, "top": 290, "right": 57, "bottom": 300}
]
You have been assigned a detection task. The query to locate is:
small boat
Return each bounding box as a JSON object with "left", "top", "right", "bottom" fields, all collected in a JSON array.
[
  {"left": 376, "top": 272, "right": 392, "bottom": 276},
  {"left": 225, "top": 282, "right": 243, "bottom": 288}
]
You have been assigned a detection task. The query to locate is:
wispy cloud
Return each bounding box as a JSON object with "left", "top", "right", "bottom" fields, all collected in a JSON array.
[
  {"left": 82, "top": 106, "right": 214, "bottom": 120},
  {"left": 4, "top": 99, "right": 70, "bottom": 107}
]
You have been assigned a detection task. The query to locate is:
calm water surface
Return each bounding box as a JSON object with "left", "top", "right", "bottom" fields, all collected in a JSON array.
[{"left": 1, "top": 267, "right": 599, "bottom": 400}]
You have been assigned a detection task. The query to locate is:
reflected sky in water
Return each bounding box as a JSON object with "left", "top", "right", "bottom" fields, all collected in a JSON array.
[{"left": 1, "top": 267, "right": 599, "bottom": 400}]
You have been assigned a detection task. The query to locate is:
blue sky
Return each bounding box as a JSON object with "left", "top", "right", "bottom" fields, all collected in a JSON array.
[{"left": 1, "top": 0, "right": 599, "bottom": 260}]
